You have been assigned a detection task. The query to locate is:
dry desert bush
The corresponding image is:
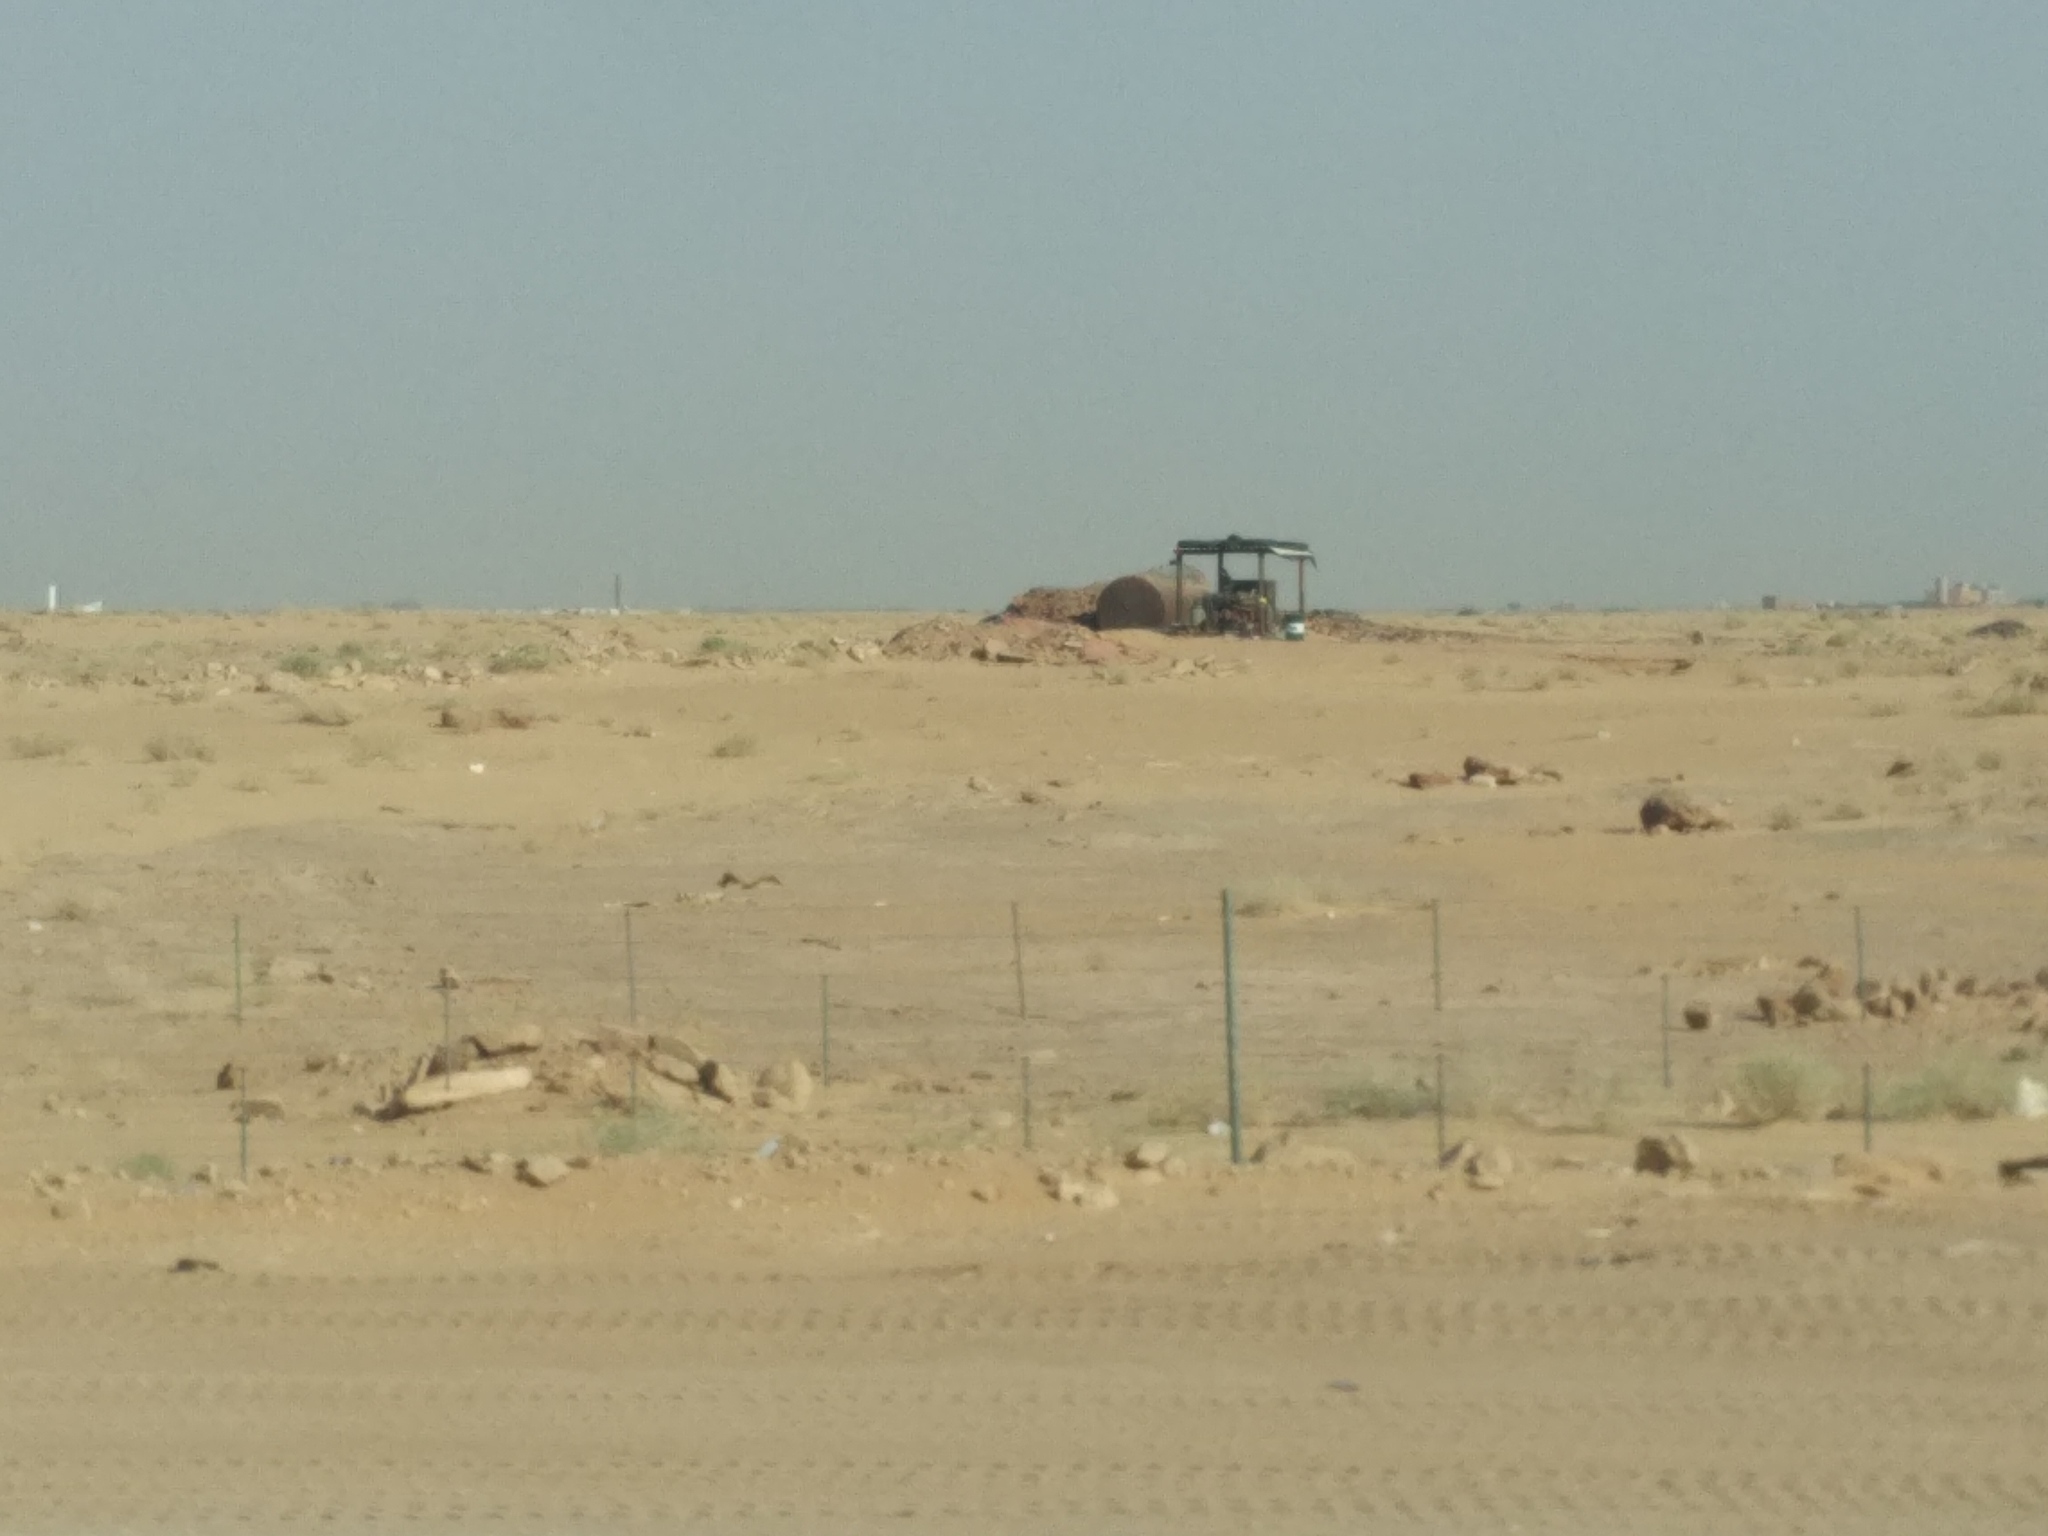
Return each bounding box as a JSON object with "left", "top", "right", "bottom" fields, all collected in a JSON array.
[{"left": 8, "top": 732, "right": 73, "bottom": 760}]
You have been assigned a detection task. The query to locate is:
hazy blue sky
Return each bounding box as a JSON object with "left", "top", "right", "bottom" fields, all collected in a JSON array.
[{"left": 3, "top": 4, "right": 2043, "bottom": 612}]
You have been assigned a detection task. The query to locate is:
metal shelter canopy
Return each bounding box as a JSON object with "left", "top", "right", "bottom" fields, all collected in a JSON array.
[
  {"left": 1170, "top": 536, "right": 1316, "bottom": 636},
  {"left": 1171, "top": 536, "right": 1316, "bottom": 563}
]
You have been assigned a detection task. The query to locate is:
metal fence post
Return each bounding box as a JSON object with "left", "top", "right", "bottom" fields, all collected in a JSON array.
[
  {"left": 1222, "top": 889, "right": 1244, "bottom": 1166},
  {"left": 234, "top": 916, "right": 247, "bottom": 1183},
  {"left": 624, "top": 907, "right": 639, "bottom": 1031},
  {"left": 820, "top": 974, "right": 831, "bottom": 1088},
  {"left": 1431, "top": 899, "right": 1443, "bottom": 1013},
  {"left": 1660, "top": 974, "right": 1673, "bottom": 1091}
]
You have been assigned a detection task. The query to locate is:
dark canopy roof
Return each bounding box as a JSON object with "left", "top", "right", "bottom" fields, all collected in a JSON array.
[{"left": 1172, "top": 535, "right": 1315, "bottom": 563}]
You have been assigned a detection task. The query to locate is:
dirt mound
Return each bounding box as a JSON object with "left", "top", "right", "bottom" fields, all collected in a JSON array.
[
  {"left": 1003, "top": 584, "right": 1106, "bottom": 625},
  {"left": 883, "top": 616, "right": 1143, "bottom": 666},
  {"left": 1305, "top": 611, "right": 1481, "bottom": 643}
]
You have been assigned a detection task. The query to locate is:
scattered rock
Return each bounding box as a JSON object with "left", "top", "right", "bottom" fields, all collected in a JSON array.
[
  {"left": 754, "top": 1058, "right": 814, "bottom": 1112},
  {"left": 969, "top": 1184, "right": 998, "bottom": 1203},
  {"left": 516, "top": 1155, "right": 571, "bottom": 1189},
  {"left": 1045, "top": 1172, "right": 1119, "bottom": 1210},
  {"left": 718, "top": 870, "right": 783, "bottom": 891},
  {"left": 1251, "top": 1137, "right": 1358, "bottom": 1172},
  {"left": 645, "top": 1052, "right": 703, "bottom": 1089},
  {"left": 396, "top": 1065, "right": 535, "bottom": 1115},
  {"left": 1757, "top": 993, "right": 1797, "bottom": 1027},
  {"left": 698, "top": 1059, "right": 743, "bottom": 1104},
  {"left": 1681, "top": 1002, "right": 1713, "bottom": 1031},
  {"left": 236, "top": 1096, "right": 285, "bottom": 1122},
  {"left": 470, "top": 1024, "right": 543, "bottom": 1057},
  {"left": 265, "top": 955, "right": 334, "bottom": 984},
  {"left": 1126, "top": 1140, "right": 1171, "bottom": 1171},
  {"left": 48, "top": 1194, "right": 91, "bottom": 1221},
  {"left": 215, "top": 1062, "right": 242, "bottom": 1091},
  {"left": 1464, "top": 1146, "right": 1514, "bottom": 1191},
  {"left": 648, "top": 1034, "right": 709, "bottom": 1070},
  {"left": 1640, "top": 793, "right": 1729, "bottom": 834},
  {"left": 461, "top": 1152, "right": 514, "bottom": 1176},
  {"left": 966, "top": 775, "right": 993, "bottom": 794},
  {"left": 169, "top": 1257, "right": 221, "bottom": 1274},
  {"left": 1886, "top": 758, "right": 1916, "bottom": 778},
  {"left": 1634, "top": 1133, "right": 1700, "bottom": 1177},
  {"left": 1835, "top": 1152, "right": 1945, "bottom": 1195},
  {"left": 1403, "top": 770, "right": 1456, "bottom": 790}
]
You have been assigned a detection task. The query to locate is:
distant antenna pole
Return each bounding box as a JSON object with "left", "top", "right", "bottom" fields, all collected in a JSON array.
[{"left": 614, "top": 573, "right": 624, "bottom": 613}]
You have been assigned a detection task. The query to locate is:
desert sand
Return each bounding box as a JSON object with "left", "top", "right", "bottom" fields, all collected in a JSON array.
[{"left": 4, "top": 602, "right": 2048, "bottom": 1534}]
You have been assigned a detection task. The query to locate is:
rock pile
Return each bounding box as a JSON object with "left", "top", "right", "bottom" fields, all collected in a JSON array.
[
  {"left": 1402, "top": 756, "right": 1564, "bottom": 790},
  {"left": 1640, "top": 793, "right": 1730, "bottom": 833}
]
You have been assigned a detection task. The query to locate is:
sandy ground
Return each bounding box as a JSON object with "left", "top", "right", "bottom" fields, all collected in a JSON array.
[{"left": 4, "top": 603, "right": 2048, "bottom": 1533}]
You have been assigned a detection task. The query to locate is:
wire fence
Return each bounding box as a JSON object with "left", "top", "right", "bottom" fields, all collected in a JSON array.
[{"left": 9, "top": 885, "right": 2039, "bottom": 1183}]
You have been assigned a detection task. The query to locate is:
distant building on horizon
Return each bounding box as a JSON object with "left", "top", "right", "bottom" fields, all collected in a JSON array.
[{"left": 1926, "top": 576, "right": 2005, "bottom": 608}]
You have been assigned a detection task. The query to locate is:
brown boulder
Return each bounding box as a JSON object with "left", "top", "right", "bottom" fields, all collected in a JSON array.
[{"left": 1640, "top": 793, "right": 1729, "bottom": 834}]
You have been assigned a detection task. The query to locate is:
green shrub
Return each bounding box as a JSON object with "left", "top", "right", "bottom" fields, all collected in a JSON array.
[
  {"left": 277, "top": 650, "right": 325, "bottom": 677},
  {"left": 1877, "top": 1058, "right": 2011, "bottom": 1121},
  {"left": 117, "top": 1152, "right": 176, "bottom": 1183},
  {"left": 488, "top": 644, "right": 557, "bottom": 674},
  {"left": 1324, "top": 1075, "right": 1436, "bottom": 1120},
  {"left": 9, "top": 733, "right": 73, "bottom": 760},
  {"left": 144, "top": 732, "right": 214, "bottom": 763},
  {"left": 1728, "top": 1054, "right": 1840, "bottom": 1123}
]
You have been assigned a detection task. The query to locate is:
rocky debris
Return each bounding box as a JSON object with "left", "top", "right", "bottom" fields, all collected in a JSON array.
[
  {"left": 965, "top": 775, "right": 993, "bottom": 793},
  {"left": 718, "top": 870, "right": 782, "bottom": 890},
  {"left": 215, "top": 1062, "right": 242, "bottom": 1091},
  {"left": 265, "top": 955, "right": 337, "bottom": 984},
  {"left": 1004, "top": 582, "right": 1107, "bottom": 625},
  {"left": 236, "top": 1096, "right": 286, "bottom": 1122},
  {"left": 1682, "top": 1002, "right": 1714, "bottom": 1031},
  {"left": 303, "top": 1050, "right": 356, "bottom": 1073},
  {"left": 648, "top": 1033, "right": 709, "bottom": 1069},
  {"left": 1886, "top": 758, "right": 1916, "bottom": 778},
  {"left": 470, "top": 1024, "right": 543, "bottom": 1058},
  {"left": 169, "top": 1257, "right": 221, "bottom": 1274},
  {"left": 1640, "top": 793, "right": 1729, "bottom": 834},
  {"left": 425, "top": 1039, "right": 482, "bottom": 1076},
  {"left": 698, "top": 1059, "right": 743, "bottom": 1104},
  {"left": 1757, "top": 993, "right": 1796, "bottom": 1027},
  {"left": 1969, "top": 618, "right": 2029, "bottom": 640},
  {"left": 396, "top": 1065, "right": 534, "bottom": 1115},
  {"left": 437, "top": 966, "right": 462, "bottom": 991},
  {"left": 1463, "top": 1145, "right": 1514, "bottom": 1191},
  {"left": 1438, "top": 1138, "right": 1513, "bottom": 1189},
  {"left": 1836, "top": 1152, "right": 1945, "bottom": 1196},
  {"left": 645, "top": 1052, "right": 704, "bottom": 1089},
  {"left": 1042, "top": 1170, "right": 1119, "bottom": 1210},
  {"left": 461, "top": 1152, "right": 514, "bottom": 1176},
  {"left": 883, "top": 615, "right": 1145, "bottom": 667},
  {"left": 753, "top": 1058, "right": 814, "bottom": 1113},
  {"left": 1791, "top": 981, "right": 1849, "bottom": 1023},
  {"left": 1403, "top": 770, "right": 1456, "bottom": 790},
  {"left": 969, "top": 1184, "right": 998, "bottom": 1203},
  {"left": 1404, "top": 759, "right": 1562, "bottom": 790},
  {"left": 1634, "top": 1133, "right": 1700, "bottom": 1177},
  {"left": 516, "top": 1154, "right": 571, "bottom": 1189},
  {"left": 1251, "top": 1135, "right": 1358, "bottom": 1172},
  {"left": 48, "top": 1194, "right": 91, "bottom": 1221},
  {"left": 1126, "top": 1140, "right": 1172, "bottom": 1171}
]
